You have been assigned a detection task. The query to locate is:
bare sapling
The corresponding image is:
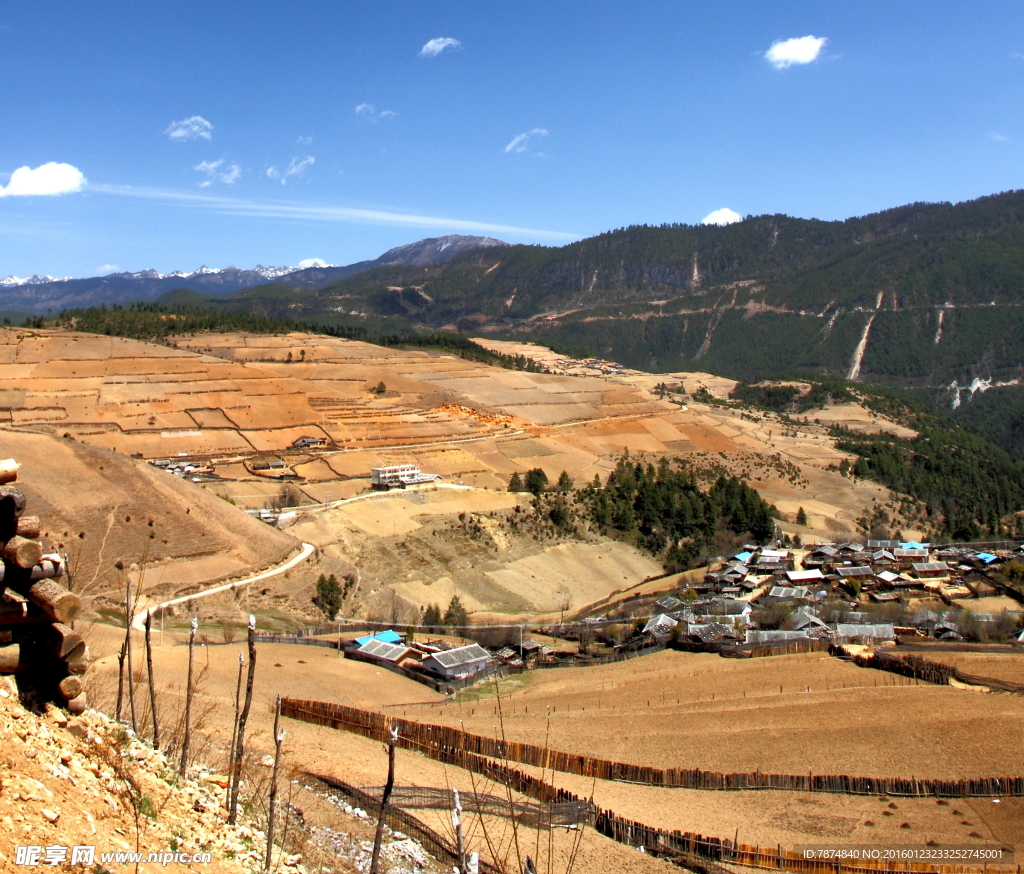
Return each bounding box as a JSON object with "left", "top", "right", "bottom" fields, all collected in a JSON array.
[
  {"left": 264, "top": 696, "right": 285, "bottom": 873},
  {"left": 369, "top": 725, "right": 398, "bottom": 874},
  {"left": 453, "top": 788, "right": 466, "bottom": 873},
  {"left": 145, "top": 611, "right": 159, "bottom": 749},
  {"left": 124, "top": 543, "right": 151, "bottom": 733},
  {"left": 226, "top": 650, "right": 244, "bottom": 811},
  {"left": 229, "top": 614, "right": 257, "bottom": 824},
  {"left": 179, "top": 616, "right": 198, "bottom": 776}
]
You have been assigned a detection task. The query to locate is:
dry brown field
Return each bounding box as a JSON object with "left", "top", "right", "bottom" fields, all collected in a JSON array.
[
  {"left": 409, "top": 650, "right": 1024, "bottom": 779},
  {"left": 84, "top": 625, "right": 677, "bottom": 874},
  {"left": 920, "top": 652, "right": 1024, "bottom": 685},
  {"left": 0, "top": 428, "right": 295, "bottom": 602},
  {"left": 82, "top": 627, "right": 1024, "bottom": 864},
  {"left": 0, "top": 326, "right": 926, "bottom": 620}
]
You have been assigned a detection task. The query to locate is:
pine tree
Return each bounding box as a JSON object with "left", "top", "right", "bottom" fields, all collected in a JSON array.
[
  {"left": 314, "top": 573, "right": 342, "bottom": 619},
  {"left": 508, "top": 472, "right": 524, "bottom": 492},
  {"left": 557, "top": 470, "right": 572, "bottom": 492},
  {"left": 796, "top": 506, "right": 808, "bottom": 526},
  {"left": 443, "top": 595, "right": 469, "bottom": 628},
  {"left": 422, "top": 603, "right": 442, "bottom": 629}
]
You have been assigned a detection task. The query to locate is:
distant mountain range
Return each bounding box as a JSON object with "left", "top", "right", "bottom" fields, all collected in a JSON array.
[{"left": 0, "top": 235, "right": 507, "bottom": 314}]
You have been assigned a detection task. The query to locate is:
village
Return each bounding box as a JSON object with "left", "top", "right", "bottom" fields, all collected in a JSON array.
[{"left": 299, "top": 537, "right": 1024, "bottom": 699}]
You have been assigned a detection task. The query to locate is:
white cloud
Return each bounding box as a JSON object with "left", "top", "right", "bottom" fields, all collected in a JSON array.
[
  {"left": 701, "top": 208, "right": 743, "bottom": 226},
  {"left": 194, "top": 159, "right": 242, "bottom": 186},
  {"left": 419, "top": 37, "right": 461, "bottom": 57},
  {"left": 0, "top": 162, "right": 87, "bottom": 197},
  {"left": 165, "top": 115, "right": 213, "bottom": 141},
  {"left": 355, "top": 103, "right": 398, "bottom": 122},
  {"left": 299, "top": 258, "right": 331, "bottom": 268},
  {"left": 92, "top": 183, "right": 579, "bottom": 240},
  {"left": 97, "top": 264, "right": 119, "bottom": 275},
  {"left": 266, "top": 166, "right": 279, "bottom": 179},
  {"left": 296, "top": 135, "right": 313, "bottom": 145},
  {"left": 504, "top": 128, "right": 548, "bottom": 154},
  {"left": 990, "top": 132, "right": 1010, "bottom": 142},
  {"left": 765, "top": 35, "right": 827, "bottom": 69},
  {"left": 281, "top": 155, "right": 314, "bottom": 184}
]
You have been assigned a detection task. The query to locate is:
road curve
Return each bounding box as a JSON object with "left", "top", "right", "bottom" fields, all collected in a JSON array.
[{"left": 132, "top": 541, "right": 316, "bottom": 630}]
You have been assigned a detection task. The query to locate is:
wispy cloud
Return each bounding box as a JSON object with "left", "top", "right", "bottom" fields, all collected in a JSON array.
[
  {"left": 266, "top": 156, "right": 313, "bottom": 184},
  {"left": 165, "top": 115, "right": 213, "bottom": 141},
  {"left": 355, "top": 103, "right": 398, "bottom": 122},
  {"left": 97, "top": 264, "right": 119, "bottom": 275},
  {"left": 299, "top": 258, "right": 332, "bottom": 268},
  {"left": 1011, "top": 52, "right": 1024, "bottom": 60},
  {"left": 765, "top": 35, "right": 827, "bottom": 69},
  {"left": 0, "top": 162, "right": 87, "bottom": 197},
  {"left": 701, "top": 208, "right": 743, "bottom": 226},
  {"left": 90, "top": 183, "right": 578, "bottom": 240},
  {"left": 296, "top": 135, "right": 313, "bottom": 145},
  {"left": 194, "top": 159, "right": 241, "bottom": 187},
  {"left": 419, "top": 37, "right": 461, "bottom": 58},
  {"left": 283, "top": 155, "right": 314, "bottom": 183},
  {"left": 505, "top": 128, "right": 548, "bottom": 154},
  {"left": 990, "top": 132, "right": 1010, "bottom": 142}
]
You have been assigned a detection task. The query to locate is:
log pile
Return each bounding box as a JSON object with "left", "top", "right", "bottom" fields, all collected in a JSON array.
[{"left": 0, "top": 458, "right": 88, "bottom": 711}]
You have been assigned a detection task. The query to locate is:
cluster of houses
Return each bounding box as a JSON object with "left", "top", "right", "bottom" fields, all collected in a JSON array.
[
  {"left": 636, "top": 539, "right": 1024, "bottom": 648},
  {"left": 345, "top": 629, "right": 493, "bottom": 684}
]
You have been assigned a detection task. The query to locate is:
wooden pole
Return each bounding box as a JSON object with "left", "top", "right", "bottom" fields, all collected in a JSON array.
[
  {"left": 115, "top": 636, "right": 127, "bottom": 723},
  {"left": 229, "top": 615, "right": 258, "bottom": 824},
  {"left": 227, "top": 651, "right": 244, "bottom": 811},
  {"left": 452, "top": 787, "right": 466, "bottom": 873},
  {"left": 126, "top": 582, "right": 138, "bottom": 735},
  {"left": 179, "top": 617, "right": 198, "bottom": 776},
  {"left": 369, "top": 725, "right": 398, "bottom": 874},
  {"left": 145, "top": 611, "right": 159, "bottom": 749},
  {"left": 264, "top": 696, "right": 284, "bottom": 874}
]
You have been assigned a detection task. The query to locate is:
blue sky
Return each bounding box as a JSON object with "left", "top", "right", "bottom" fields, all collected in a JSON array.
[{"left": 2, "top": 1, "right": 1023, "bottom": 278}]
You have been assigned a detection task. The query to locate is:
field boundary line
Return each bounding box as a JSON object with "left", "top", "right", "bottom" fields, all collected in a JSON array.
[{"left": 281, "top": 698, "right": 1024, "bottom": 799}]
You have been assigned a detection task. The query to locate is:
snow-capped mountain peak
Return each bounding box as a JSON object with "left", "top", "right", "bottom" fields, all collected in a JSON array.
[{"left": 0, "top": 274, "right": 72, "bottom": 287}]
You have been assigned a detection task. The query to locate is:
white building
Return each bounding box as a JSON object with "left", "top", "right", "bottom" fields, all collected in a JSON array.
[{"left": 370, "top": 464, "right": 441, "bottom": 488}]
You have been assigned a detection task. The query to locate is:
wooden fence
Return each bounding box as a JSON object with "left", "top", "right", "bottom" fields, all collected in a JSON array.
[
  {"left": 280, "top": 698, "right": 1024, "bottom": 798},
  {"left": 297, "top": 713, "right": 1017, "bottom": 874},
  {"left": 852, "top": 649, "right": 1024, "bottom": 695}
]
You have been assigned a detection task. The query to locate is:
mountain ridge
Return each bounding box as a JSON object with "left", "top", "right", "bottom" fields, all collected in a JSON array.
[{"left": 0, "top": 234, "right": 508, "bottom": 313}]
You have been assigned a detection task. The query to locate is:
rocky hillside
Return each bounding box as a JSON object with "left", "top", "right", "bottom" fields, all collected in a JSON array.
[{"left": 0, "top": 675, "right": 292, "bottom": 872}]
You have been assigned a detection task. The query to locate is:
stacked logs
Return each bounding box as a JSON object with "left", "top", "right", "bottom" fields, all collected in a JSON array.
[{"left": 0, "top": 458, "right": 88, "bottom": 712}]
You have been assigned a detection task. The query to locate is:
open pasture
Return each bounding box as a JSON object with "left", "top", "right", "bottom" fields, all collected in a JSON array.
[{"left": 410, "top": 650, "right": 1024, "bottom": 780}]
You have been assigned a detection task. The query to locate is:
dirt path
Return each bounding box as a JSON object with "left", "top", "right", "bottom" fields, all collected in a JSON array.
[{"left": 132, "top": 541, "right": 316, "bottom": 630}]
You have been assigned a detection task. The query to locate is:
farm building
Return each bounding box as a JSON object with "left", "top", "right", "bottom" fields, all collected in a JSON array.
[
  {"left": 291, "top": 435, "right": 327, "bottom": 449},
  {"left": 354, "top": 629, "right": 404, "bottom": 646},
  {"left": 354, "top": 638, "right": 414, "bottom": 666},
  {"left": 836, "top": 566, "right": 873, "bottom": 582},
  {"left": 766, "top": 585, "right": 816, "bottom": 603},
  {"left": 421, "top": 643, "right": 491, "bottom": 679},
  {"left": 370, "top": 464, "right": 442, "bottom": 489},
  {"left": 643, "top": 614, "right": 679, "bottom": 637},
  {"left": 912, "top": 561, "right": 950, "bottom": 579},
  {"left": 832, "top": 623, "right": 895, "bottom": 643},
  {"left": 746, "top": 629, "right": 811, "bottom": 644},
  {"left": 785, "top": 569, "right": 824, "bottom": 585}
]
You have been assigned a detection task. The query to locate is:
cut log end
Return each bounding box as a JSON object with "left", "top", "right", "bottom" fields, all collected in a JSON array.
[
  {"left": 25, "top": 579, "right": 81, "bottom": 624},
  {"left": 3, "top": 535, "right": 43, "bottom": 569},
  {"left": 57, "top": 674, "right": 83, "bottom": 701}
]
